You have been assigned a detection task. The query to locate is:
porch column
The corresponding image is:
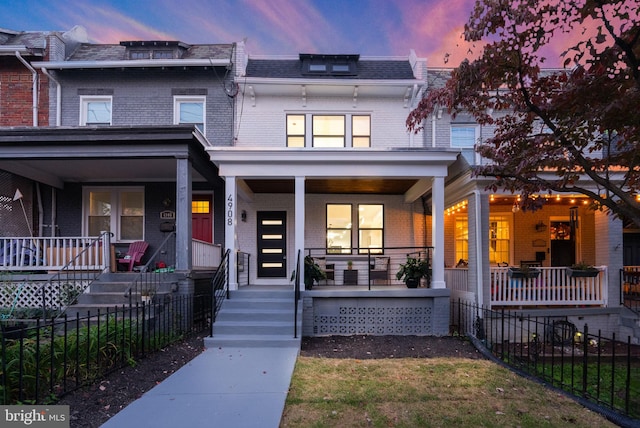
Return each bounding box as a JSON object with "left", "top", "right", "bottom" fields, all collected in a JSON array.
[
  {"left": 175, "top": 156, "right": 192, "bottom": 272},
  {"left": 469, "top": 192, "right": 490, "bottom": 307},
  {"left": 431, "top": 176, "right": 446, "bottom": 288},
  {"left": 224, "top": 176, "right": 238, "bottom": 290},
  {"left": 595, "top": 210, "right": 623, "bottom": 307},
  {"left": 294, "top": 176, "right": 305, "bottom": 287}
]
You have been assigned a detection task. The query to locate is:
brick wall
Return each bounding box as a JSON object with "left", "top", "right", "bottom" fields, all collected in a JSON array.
[{"left": 0, "top": 59, "right": 49, "bottom": 126}]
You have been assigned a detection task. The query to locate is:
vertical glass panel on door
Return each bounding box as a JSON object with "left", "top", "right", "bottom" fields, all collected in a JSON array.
[{"left": 88, "top": 191, "right": 111, "bottom": 235}]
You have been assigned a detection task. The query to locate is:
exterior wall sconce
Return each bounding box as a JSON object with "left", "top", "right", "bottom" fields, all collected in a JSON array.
[
  {"left": 241, "top": 210, "right": 247, "bottom": 222},
  {"left": 535, "top": 221, "right": 547, "bottom": 232}
]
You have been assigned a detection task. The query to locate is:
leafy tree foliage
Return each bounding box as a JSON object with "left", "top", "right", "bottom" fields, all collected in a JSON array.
[{"left": 407, "top": 0, "right": 640, "bottom": 227}]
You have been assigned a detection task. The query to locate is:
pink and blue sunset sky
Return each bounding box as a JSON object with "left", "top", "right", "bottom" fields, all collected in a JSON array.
[{"left": 1, "top": 0, "right": 597, "bottom": 67}]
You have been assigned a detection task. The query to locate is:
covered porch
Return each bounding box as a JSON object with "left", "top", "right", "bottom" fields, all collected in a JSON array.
[
  {"left": 207, "top": 147, "right": 459, "bottom": 291},
  {"left": 441, "top": 183, "right": 623, "bottom": 309},
  {"left": 0, "top": 126, "right": 224, "bottom": 276}
]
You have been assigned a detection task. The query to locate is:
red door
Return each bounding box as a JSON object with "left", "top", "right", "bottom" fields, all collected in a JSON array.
[{"left": 192, "top": 195, "right": 212, "bottom": 243}]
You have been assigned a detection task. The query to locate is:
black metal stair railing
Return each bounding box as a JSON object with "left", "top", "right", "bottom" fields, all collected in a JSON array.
[{"left": 211, "top": 249, "right": 231, "bottom": 324}]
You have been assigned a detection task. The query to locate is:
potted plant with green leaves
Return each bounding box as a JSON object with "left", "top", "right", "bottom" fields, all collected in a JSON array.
[
  {"left": 396, "top": 256, "right": 431, "bottom": 288},
  {"left": 567, "top": 262, "right": 600, "bottom": 278},
  {"left": 303, "top": 256, "right": 326, "bottom": 290}
]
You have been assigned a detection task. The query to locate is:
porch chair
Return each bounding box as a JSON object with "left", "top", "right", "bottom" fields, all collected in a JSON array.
[
  {"left": 369, "top": 256, "right": 390, "bottom": 285},
  {"left": 117, "top": 241, "right": 149, "bottom": 271},
  {"left": 314, "top": 257, "right": 335, "bottom": 285}
]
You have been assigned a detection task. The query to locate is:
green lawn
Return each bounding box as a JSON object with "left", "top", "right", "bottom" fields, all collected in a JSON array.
[{"left": 281, "top": 356, "right": 618, "bottom": 427}]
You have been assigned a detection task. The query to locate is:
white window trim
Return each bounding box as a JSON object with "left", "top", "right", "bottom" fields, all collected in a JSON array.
[
  {"left": 288, "top": 112, "right": 371, "bottom": 148},
  {"left": 450, "top": 124, "right": 480, "bottom": 148},
  {"left": 80, "top": 95, "right": 112, "bottom": 126},
  {"left": 173, "top": 96, "right": 206, "bottom": 134},
  {"left": 82, "top": 186, "right": 145, "bottom": 243}
]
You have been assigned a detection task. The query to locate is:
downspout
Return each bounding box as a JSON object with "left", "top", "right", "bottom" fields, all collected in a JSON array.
[
  {"left": 41, "top": 67, "right": 61, "bottom": 126},
  {"left": 51, "top": 188, "right": 57, "bottom": 237},
  {"left": 432, "top": 112, "right": 437, "bottom": 148},
  {"left": 408, "top": 83, "right": 418, "bottom": 147},
  {"left": 473, "top": 190, "right": 484, "bottom": 307},
  {"left": 36, "top": 183, "right": 44, "bottom": 237},
  {"left": 15, "top": 51, "right": 38, "bottom": 126}
]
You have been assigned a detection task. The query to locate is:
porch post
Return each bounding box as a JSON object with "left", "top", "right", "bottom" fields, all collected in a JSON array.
[
  {"left": 431, "top": 176, "right": 446, "bottom": 288},
  {"left": 294, "top": 176, "right": 305, "bottom": 286},
  {"left": 469, "top": 191, "right": 490, "bottom": 307},
  {"left": 175, "top": 155, "right": 192, "bottom": 272},
  {"left": 224, "top": 176, "right": 238, "bottom": 290},
  {"left": 595, "top": 210, "right": 623, "bottom": 307}
]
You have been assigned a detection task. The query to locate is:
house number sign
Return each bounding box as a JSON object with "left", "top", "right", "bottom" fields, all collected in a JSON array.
[
  {"left": 227, "top": 194, "right": 233, "bottom": 226},
  {"left": 160, "top": 210, "right": 175, "bottom": 220}
]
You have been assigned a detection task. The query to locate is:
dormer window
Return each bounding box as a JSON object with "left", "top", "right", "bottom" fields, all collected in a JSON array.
[
  {"left": 153, "top": 50, "right": 173, "bottom": 59},
  {"left": 130, "top": 51, "right": 150, "bottom": 60},
  {"left": 121, "top": 41, "right": 188, "bottom": 61},
  {"left": 300, "top": 54, "right": 358, "bottom": 76}
]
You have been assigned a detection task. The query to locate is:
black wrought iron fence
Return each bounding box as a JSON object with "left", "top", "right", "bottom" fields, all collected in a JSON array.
[
  {"left": 0, "top": 294, "right": 210, "bottom": 405},
  {"left": 621, "top": 268, "right": 640, "bottom": 313},
  {"left": 451, "top": 299, "right": 640, "bottom": 424}
]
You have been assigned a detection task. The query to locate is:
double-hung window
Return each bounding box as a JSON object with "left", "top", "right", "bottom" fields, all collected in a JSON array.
[
  {"left": 358, "top": 204, "right": 383, "bottom": 254},
  {"left": 313, "top": 115, "right": 345, "bottom": 147},
  {"left": 326, "top": 204, "right": 352, "bottom": 254},
  {"left": 80, "top": 96, "right": 112, "bottom": 126},
  {"left": 84, "top": 187, "right": 144, "bottom": 242},
  {"left": 489, "top": 216, "right": 510, "bottom": 264},
  {"left": 455, "top": 215, "right": 511, "bottom": 265},
  {"left": 450, "top": 124, "right": 479, "bottom": 148},
  {"left": 286, "top": 115, "right": 305, "bottom": 147},
  {"left": 352, "top": 116, "right": 371, "bottom": 147},
  {"left": 174, "top": 96, "right": 205, "bottom": 133},
  {"left": 455, "top": 217, "right": 469, "bottom": 262}
]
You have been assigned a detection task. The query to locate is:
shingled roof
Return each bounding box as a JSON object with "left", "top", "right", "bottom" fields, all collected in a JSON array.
[
  {"left": 246, "top": 58, "right": 416, "bottom": 80},
  {"left": 68, "top": 42, "right": 233, "bottom": 61}
]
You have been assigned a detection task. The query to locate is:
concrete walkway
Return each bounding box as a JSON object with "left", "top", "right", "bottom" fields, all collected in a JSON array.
[
  {"left": 101, "top": 344, "right": 300, "bottom": 428},
  {"left": 102, "top": 287, "right": 301, "bottom": 427}
]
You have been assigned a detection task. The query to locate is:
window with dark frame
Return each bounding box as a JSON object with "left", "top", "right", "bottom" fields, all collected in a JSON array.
[
  {"left": 352, "top": 115, "right": 371, "bottom": 147},
  {"left": 313, "top": 115, "right": 345, "bottom": 147},
  {"left": 286, "top": 114, "right": 305, "bottom": 147},
  {"left": 326, "top": 204, "right": 352, "bottom": 254},
  {"left": 358, "top": 204, "right": 383, "bottom": 254}
]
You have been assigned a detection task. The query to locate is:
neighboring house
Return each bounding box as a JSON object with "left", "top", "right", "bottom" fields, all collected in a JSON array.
[
  {"left": 0, "top": 27, "right": 85, "bottom": 237},
  {"left": 0, "top": 30, "right": 235, "bottom": 301}
]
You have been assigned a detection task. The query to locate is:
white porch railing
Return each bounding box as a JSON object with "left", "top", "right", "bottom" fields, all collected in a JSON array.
[
  {"left": 0, "top": 236, "right": 108, "bottom": 272},
  {"left": 445, "top": 268, "right": 470, "bottom": 292},
  {"left": 491, "top": 266, "right": 608, "bottom": 307},
  {"left": 192, "top": 240, "right": 221, "bottom": 270},
  {"left": 0, "top": 236, "right": 222, "bottom": 272}
]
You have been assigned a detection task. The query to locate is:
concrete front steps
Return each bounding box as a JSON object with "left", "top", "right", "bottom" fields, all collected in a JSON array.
[
  {"left": 64, "top": 272, "right": 172, "bottom": 318},
  {"left": 205, "top": 288, "right": 302, "bottom": 348},
  {"left": 619, "top": 307, "right": 640, "bottom": 344}
]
